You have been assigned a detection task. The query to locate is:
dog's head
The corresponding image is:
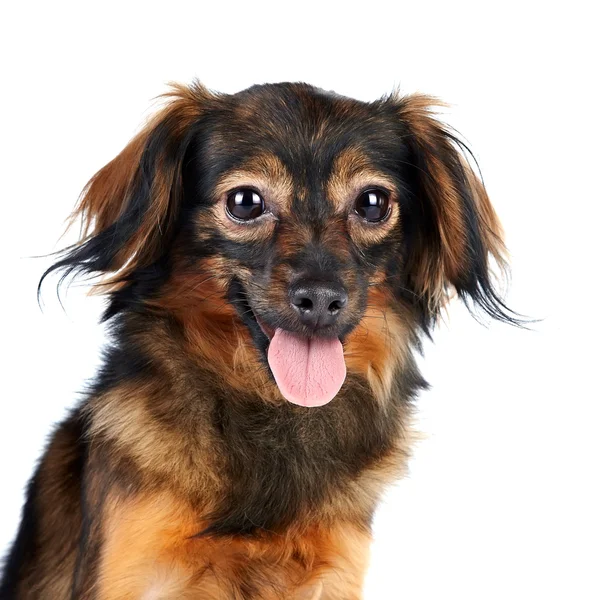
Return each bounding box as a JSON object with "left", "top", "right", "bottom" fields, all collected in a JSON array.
[{"left": 45, "top": 82, "right": 515, "bottom": 406}]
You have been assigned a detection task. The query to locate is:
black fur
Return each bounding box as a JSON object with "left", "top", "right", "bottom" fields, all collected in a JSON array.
[
  {"left": 3, "top": 81, "right": 522, "bottom": 597},
  {"left": 39, "top": 83, "right": 520, "bottom": 329}
]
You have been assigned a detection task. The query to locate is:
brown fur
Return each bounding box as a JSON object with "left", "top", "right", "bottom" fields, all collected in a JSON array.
[
  {"left": 97, "top": 490, "right": 369, "bottom": 599},
  {"left": 327, "top": 147, "right": 401, "bottom": 247},
  {"left": 2, "top": 81, "right": 513, "bottom": 600},
  {"left": 345, "top": 286, "right": 412, "bottom": 403},
  {"left": 396, "top": 94, "right": 507, "bottom": 313},
  {"left": 72, "top": 83, "right": 212, "bottom": 290},
  {"left": 4, "top": 417, "right": 84, "bottom": 598}
]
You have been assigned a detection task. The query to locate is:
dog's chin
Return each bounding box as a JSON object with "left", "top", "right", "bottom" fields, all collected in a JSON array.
[{"left": 227, "top": 279, "right": 350, "bottom": 407}]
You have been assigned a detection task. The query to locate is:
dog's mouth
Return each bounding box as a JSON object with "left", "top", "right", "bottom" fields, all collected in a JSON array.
[{"left": 228, "top": 280, "right": 347, "bottom": 408}]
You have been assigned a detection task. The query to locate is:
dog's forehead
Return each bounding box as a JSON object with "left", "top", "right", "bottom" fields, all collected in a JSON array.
[{"left": 229, "top": 82, "right": 371, "bottom": 138}]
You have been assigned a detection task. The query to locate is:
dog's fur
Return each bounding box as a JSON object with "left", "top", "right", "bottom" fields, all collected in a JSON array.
[{"left": 1, "top": 81, "right": 517, "bottom": 599}]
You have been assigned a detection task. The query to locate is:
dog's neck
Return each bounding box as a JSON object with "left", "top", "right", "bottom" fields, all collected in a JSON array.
[{"left": 86, "top": 310, "right": 423, "bottom": 535}]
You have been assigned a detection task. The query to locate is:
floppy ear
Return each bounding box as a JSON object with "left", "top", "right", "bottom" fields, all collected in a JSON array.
[
  {"left": 395, "top": 94, "right": 517, "bottom": 326},
  {"left": 41, "top": 81, "right": 212, "bottom": 293}
]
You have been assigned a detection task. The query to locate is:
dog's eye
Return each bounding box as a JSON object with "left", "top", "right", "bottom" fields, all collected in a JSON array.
[
  {"left": 354, "top": 189, "right": 390, "bottom": 222},
  {"left": 226, "top": 189, "right": 265, "bottom": 221}
]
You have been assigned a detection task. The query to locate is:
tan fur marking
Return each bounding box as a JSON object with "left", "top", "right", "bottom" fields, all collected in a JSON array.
[
  {"left": 146, "top": 256, "right": 282, "bottom": 402},
  {"left": 327, "top": 147, "right": 398, "bottom": 211},
  {"left": 98, "top": 491, "right": 370, "bottom": 599},
  {"left": 327, "top": 147, "right": 400, "bottom": 246},
  {"left": 344, "top": 286, "right": 410, "bottom": 403},
  {"left": 207, "top": 153, "right": 294, "bottom": 243},
  {"left": 87, "top": 386, "right": 225, "bottom": 500}
]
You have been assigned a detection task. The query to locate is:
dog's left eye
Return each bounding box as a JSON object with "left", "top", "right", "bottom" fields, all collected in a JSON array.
[
  {"left": 354, "top": 189, "right": 390, "bottom": 222},
  {"left": 226, "top": 189, "right": 265, "bottom": 221}
]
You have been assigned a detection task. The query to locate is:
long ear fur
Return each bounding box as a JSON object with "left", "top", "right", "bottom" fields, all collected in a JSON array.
[
  {"left": 394, "top": 93, "right": 519, "bottom": 326},
  {"left": 40, "top": 81, "right": 213, "bottom": 296}
]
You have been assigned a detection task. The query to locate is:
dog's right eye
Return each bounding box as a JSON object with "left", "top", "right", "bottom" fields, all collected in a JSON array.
[{"left": 226, "top": 189, "right": 265, "bottom": 221}]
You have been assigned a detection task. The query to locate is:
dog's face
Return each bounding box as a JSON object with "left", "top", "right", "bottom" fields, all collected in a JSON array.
[
  {"left": 47, "top": 82, "right": 512, "bottom": 406},
  {"left": 184, "top": 86, "right": 417, "bottom": 406}
]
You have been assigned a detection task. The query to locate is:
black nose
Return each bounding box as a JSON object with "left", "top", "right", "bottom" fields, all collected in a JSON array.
[{"left": 290, "top": 279, "right": 348, "bottom": 329}]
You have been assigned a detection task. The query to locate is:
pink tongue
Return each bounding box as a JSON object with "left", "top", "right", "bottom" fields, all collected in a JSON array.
[{"left": 267, "top": 329, "right": 346, "bottom": 407}]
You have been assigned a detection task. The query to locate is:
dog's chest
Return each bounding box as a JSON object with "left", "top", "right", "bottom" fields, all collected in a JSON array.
[{"left": 99, "top": 491, "right": 369, "bottom": 600}]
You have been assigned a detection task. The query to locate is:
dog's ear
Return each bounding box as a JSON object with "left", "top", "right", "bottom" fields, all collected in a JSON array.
[
  {"left": 394, "top": 94, "right": 517, "bottom": 326},
  {"left": 41, "top": 81, "right": 213, "bottom": 293}
]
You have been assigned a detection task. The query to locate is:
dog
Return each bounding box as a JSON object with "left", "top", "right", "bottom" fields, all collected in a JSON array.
[{"left": 0, "top": 81, "right": 518, "bottom": 599}]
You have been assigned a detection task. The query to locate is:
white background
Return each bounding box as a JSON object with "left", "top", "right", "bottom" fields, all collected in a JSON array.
[{"left": 1, "top": 2, "right": 599, "bottom": 598}]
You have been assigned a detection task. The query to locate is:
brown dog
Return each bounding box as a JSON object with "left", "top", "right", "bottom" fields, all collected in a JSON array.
[{"left": 0, "top": 81, "right": 517, "bottom": 599}]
